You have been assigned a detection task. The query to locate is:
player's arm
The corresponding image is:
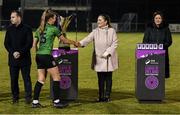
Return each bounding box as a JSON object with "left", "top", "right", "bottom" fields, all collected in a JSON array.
[
  {"left": 33, "top": 38, "right": 39, "bottom": 52},
  {"left": 58, "top": 34, "right": 76, "bottom": 45}
]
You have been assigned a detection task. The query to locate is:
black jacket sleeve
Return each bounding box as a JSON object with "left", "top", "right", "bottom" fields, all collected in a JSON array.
[
  {"left": 19, "top": 27, "right": 33, "bottom": 55},
  {"left": 164, "top": 28, "right": 172, "bottom": 48},
  {"left": 4, "top": 30, "right": 14, "bottom": 54},
  {"left": 143, "top": 28, "right": 150, "bottom": 43}
]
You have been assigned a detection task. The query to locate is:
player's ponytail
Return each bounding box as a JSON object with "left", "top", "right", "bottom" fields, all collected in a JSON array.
[
  {"left": 38, "top": 9, "right": 48, "bottom": 34},
  {"left": 38, "top": 9, "right": 57, "bottom": 34}
]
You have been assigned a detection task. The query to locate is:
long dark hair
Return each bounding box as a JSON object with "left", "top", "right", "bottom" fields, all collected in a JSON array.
[
  {"left": 38, "top": 9, "right": 57, "bottom": 34},
  {"left": 98, "top": 14, "right": 112, "bottom": 28},
  {"left": 152, "top": 11, "right": 165, "bottom": 28}
]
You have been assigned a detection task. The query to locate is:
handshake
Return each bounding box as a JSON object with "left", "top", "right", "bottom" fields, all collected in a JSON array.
[{"left": 73, "top": 41, "right": 81, "bottom": 47}]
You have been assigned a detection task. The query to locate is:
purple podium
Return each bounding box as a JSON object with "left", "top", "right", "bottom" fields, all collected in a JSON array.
[
  {"left": 135, "top": 44, "right": 165, "bottom": 102},
  {"left": 50, "top": 48, "right": 78, "bottom": 100}
]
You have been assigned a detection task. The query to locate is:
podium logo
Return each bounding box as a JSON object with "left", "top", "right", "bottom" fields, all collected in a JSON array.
[
  {"left": 60, "top": 76, "right": 71, "bottom": 89},
  {"left": 145, "top": 59, "right": 158, "bottom": 65},
  {"left": 145, "top": 76, "right": 159, "bottom": 90},
  {"left": 58, "top": 59, "right": 63, "bottom": 64},
  {"left": 145, "top": 59, "right": 151, "bottom": 65}
]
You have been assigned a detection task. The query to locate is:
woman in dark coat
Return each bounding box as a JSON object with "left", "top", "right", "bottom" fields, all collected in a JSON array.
[{"left": 143, "top": 11, "right": 172, "bottom": 78}]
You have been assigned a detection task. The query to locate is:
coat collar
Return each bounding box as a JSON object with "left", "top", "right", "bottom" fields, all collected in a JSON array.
[
  {"left": 12, "top": 22, "right": 23, "bottom": 28},
  {"left": 147, "top": 22, "right": 169, "bottom": 29},
  {"left": 98, "top": 25, "right": 109, "bottom": 30}
]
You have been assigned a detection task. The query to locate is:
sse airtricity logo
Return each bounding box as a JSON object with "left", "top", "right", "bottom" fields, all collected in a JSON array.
[
  {"left": 145, "top": 59, "right": 151, "bottom": 65},
  {"left": 58, "top": 59, "right": 63, "bottom": 64}
]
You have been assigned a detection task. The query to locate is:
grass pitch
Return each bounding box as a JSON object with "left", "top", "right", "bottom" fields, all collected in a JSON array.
[{"left": 0, "top": 31, "right": 180, "bottom": 114}]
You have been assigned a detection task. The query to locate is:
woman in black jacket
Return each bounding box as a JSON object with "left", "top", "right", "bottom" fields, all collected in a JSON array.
[{"left": 143, "top": 11, "right": 172, "bottom": 78}]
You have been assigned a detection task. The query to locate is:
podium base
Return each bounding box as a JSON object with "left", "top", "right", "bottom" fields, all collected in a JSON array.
[{"left": 138, "top": 100, "right": 163, "bottom": 104}]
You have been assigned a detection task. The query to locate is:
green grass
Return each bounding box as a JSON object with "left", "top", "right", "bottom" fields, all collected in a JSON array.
[{"left": 1, "top": 31, "right": 180, "bottom": 114}]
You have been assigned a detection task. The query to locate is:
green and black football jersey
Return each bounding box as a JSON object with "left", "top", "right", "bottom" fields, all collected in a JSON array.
[{"left": 34, "top": 23, "right": 61, "bottom": 55}]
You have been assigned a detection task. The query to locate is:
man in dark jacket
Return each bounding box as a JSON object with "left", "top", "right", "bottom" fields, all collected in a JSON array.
[
  {"left": 4, "top": 10, "right": 33, "bottom": 104},
  {"left": 143, "top": 11, "right": 172, "bottom": 78}
]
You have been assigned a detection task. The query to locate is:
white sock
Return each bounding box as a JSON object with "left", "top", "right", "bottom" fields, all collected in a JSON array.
[
  {"left": 32, "top": 100, "right": 39, "bottom": 104},
  {"left": 54, "top": 99, "right": 60, "bottom": 103},
  {"left": 38, "top": 80, "right": 45, "bottom": 84}
]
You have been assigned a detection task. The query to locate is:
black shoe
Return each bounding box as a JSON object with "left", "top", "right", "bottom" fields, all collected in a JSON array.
[
  {"left": 53, "top": 102, "right": 69, "bottom": 108},
  {"left": 104, "top": 97, "right": 111, "bottom": 102},
  {"left": 12, "top": 99, "right": 19, "bottom": 104},
  {"left": 96, "top": 98, "right": 104, "bottom": 102},
  {"left": 32, "top": 103, "right": 42, "bottom": 108}
]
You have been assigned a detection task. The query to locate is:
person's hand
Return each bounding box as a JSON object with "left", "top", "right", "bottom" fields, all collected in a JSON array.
[
  {"left": 13, "top": 51, "right": 20, "bottom": 59},
  {"left": 74, "top": 41, "right": 81, "bottom": 47},
  {"left": 101, "top": 52, "right": 110, "bottom": 59}
]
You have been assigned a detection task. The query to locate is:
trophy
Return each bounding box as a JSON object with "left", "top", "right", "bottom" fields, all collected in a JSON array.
[{"left": 56, "top": 14, "right": 75, "bottom": 50}]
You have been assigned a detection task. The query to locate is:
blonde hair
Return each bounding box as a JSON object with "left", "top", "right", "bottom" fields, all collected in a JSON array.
[{"left": 38, "top": 9, "right": 57, "bottom": 34}]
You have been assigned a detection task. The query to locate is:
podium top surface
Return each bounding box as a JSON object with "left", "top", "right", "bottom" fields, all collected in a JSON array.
[{"left": 136, "top": 43, "right": 164, "bottom": 50}]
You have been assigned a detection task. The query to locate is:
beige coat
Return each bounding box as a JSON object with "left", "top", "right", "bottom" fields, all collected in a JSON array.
[{"left": 80, "top": 27, "right": 118, "bottom": 72}]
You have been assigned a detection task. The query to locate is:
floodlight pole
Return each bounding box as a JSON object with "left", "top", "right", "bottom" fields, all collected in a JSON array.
[
  {"left": 86, "top": 0, "right": 91, "bottom": 32},
  {"left": 20, "top": 0, "right": 25, "bottom": 18},
  {"left": 75, "top": 0, "right": 78, "bottom": 41},
  {"left": 145, "top": 0, "right": 149, "bottom": 24},
  {"left": 0, "top": 0, "right": 2, "bottom": 30}
]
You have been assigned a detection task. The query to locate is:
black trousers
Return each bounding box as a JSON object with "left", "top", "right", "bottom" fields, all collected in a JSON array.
[
  {"left": 9, "top": 66, "right": 32, "bottom": 100},
  {"left": 97, "top": 72, "right": 112, "bottom": 99},
  {"left": 165, "top": 50, "right": 170, "bottom": 78}
]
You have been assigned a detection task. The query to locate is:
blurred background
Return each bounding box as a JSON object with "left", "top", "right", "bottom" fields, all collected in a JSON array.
[{"left": 1, "top": 0, "right": 180, "bottom": 32}]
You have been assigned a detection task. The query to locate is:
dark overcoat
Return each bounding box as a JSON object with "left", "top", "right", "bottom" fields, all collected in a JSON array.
[{"left": 143, "top": 22, "right": 172, "bottom": 78}]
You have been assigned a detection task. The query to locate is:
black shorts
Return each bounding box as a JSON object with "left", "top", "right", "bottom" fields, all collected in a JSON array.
[{"left": 36, "top": 54, "right": 57, "bottom": 69}]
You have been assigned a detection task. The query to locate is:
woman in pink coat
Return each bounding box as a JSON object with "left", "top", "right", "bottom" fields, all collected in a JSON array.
[{"left": 76, "top": 14, "right": 118, "bottom": 102}]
